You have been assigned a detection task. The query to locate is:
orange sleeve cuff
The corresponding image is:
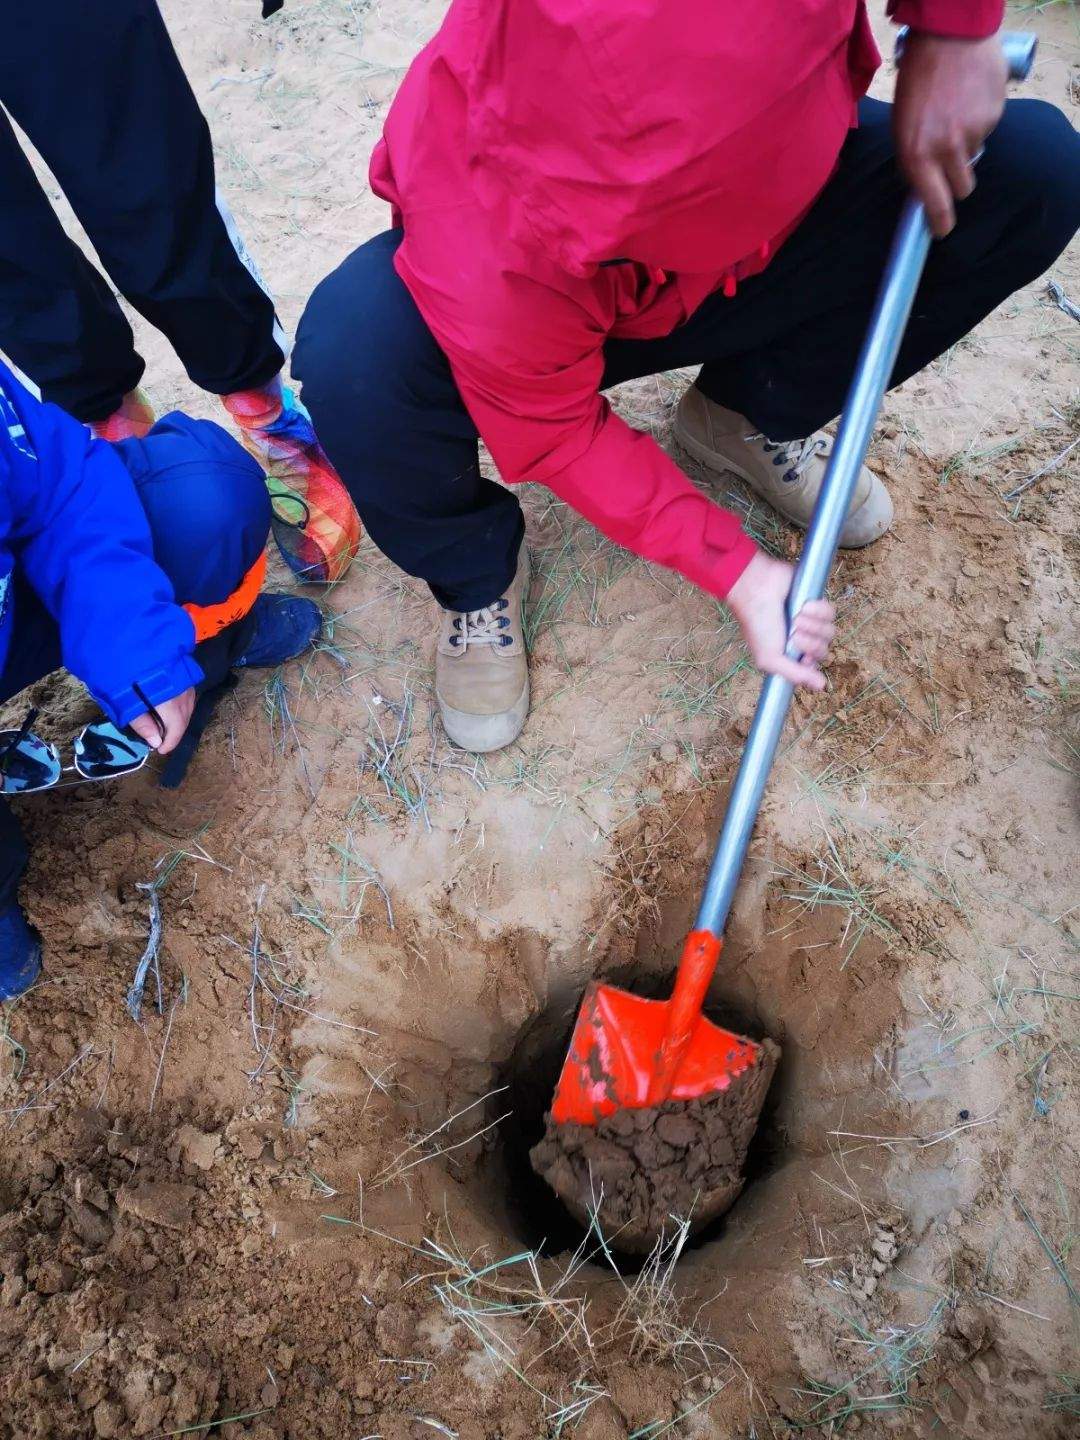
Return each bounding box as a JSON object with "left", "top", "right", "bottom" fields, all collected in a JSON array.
[{"left": 183, "top": 550, "right": 266, "bottom": 643}]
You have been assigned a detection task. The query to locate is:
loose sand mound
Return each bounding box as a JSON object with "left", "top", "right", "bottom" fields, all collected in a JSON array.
[
  {"left": 0, "top": 3, "right": 1076, "bottom": 1438},
  {"left": 531, "top": 1039, "right": 781, "bottom": 1253}
]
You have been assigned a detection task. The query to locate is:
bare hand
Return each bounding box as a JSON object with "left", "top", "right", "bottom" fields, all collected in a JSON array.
[
  {"left": 129, "top": 688, "right": 196, "bottom": 756},
  {"left": 893, "top": 33, "right": 1007, "bottom": 237},
  {"left": 726, "top": 553, "right": 835, "bottom": 691}
]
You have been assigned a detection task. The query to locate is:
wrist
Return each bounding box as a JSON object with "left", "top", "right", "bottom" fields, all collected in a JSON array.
[
  {"left": 725, "top": 550, "right": 780, "bottom": 617},
  {"left": 106, "top": 656, "right": 205, "bottom": 729},
  {"left": 682, "top": 530, "right": 759, "bottom": 601}
]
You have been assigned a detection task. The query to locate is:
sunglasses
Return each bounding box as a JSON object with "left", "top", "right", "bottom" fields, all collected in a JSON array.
[{"left": 0, "top": 686, "right": 166, "bottom": 795}]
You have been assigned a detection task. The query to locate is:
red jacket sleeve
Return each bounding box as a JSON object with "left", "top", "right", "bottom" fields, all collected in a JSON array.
[
  {"left": 529, "top": 411, "right": 758, "bottom": 600},
  {"left": 395, "top": 249, "right": 757, "bottom": 600},
  {"left": 888, "top": 0, "right": 1003, "bottom": 39}
]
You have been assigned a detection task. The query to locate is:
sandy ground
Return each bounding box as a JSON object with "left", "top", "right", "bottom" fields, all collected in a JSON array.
[{"left": 0, "top": 2, "right": 1078, "bottom": 1437}]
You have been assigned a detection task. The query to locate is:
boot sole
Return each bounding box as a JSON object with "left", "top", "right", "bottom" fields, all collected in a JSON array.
[
  {"left": 672, "top": 414, "right": 891, "bottom": 550},
  {"left": 439, "top": 678, "right": 530, "bottom": 753}
]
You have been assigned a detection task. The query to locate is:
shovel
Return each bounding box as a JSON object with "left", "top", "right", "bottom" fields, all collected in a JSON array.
[{"left": 551, "top": 31, "right": 1037, "bottom": 1128}]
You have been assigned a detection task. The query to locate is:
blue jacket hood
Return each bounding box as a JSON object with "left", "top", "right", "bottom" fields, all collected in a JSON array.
[{"left": 113, "top": 410, "right": 265, "bottom": 490}]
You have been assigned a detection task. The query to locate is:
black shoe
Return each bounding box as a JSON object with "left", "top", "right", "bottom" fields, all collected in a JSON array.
[
  {"left": 234, "top": 595, "right": 323, "bottom": 669},
  {"left": 0, "top": 903, "right": 42, "bottom": 1001}
]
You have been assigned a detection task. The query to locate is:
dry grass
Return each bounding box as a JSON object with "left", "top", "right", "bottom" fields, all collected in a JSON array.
[
  {"left": 587, "top": 795, "right": 704, "bottom": 953},
  {"left": 371, "top": 1087, "right": 512, "bottom": 1191},
  {"left": 794, "top": 1295, "right": 950, "bottom": 1431},
  {"left": 325, "top": 1204, "right": 757, "bottom": 1437}
]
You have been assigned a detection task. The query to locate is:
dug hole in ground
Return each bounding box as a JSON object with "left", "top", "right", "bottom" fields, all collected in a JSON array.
[{"left": 1, "top": 3, "right": 1077, "bottom": 1437}]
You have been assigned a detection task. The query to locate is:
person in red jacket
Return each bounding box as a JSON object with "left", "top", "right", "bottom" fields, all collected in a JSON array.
[{"left": 294, "top": 0, "right": 1080, "bottom": 753}]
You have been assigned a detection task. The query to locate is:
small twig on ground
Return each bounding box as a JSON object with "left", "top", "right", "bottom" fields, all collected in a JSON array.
[
  {"left": 265, "top": 672, "right": 315, "bottom": 797},
  {"left": 4, "top": 1043, "right": 95, "bottom": 1126},
  {"left": 364, "top": 687, "right": 431, "bottom": 829},
  {"left": 126, "top": 881, "right": 164, "bottom": 1022},
  {"left": 827, "top": 1109, "right": 998, "bottom": 1152},
  {"left": 148, "top": 1405, "right": 273, "bottom": 1439},
  {"left": 68, "top": 1337, "right": 108, "bottom": 1374},
  {"left": 223, "top": 895, "right": 348, "bottom": 1111},
  {"left": 412, "top": 1418, "right": 457, "bottom": 1437},
  {"left": 209, "top": 67, "right": 273, "bottom": 91},
  {"left": 152, "top": 824, "right": 225, "bottom": 892},
  {"left": 330, "top": 833, "right": 395, "bottom": 930},
  {"left": 244, "top": 909, "right": 282, "bottom": 1083},
  {"left": 307, "top": 1168, "right": 338, "bottom": 1198},
  {"left": 1003, "top": 436, "right": 1080, "bottom": 501},
  {"left": 1045, "top": 279, "right": 1080, "bottom": 323},
  {"left": 0, "top": 1007, "right": 27, "bottom": 1087},
  {"left": 1014, "top": 1192, "right": 1079, "bottom": 1310},
  {"left": 975, "top": 1288, "right": 1052, "bottom": 1323},
  {"left": 278, "top": 1004, "right": 375, "bottom": 1035},
  {"left": 148, "top": 999, "right": 181, "bottom": 1115},
  {"left": 373, "top": 1086, "right": 510, "bottom": 1187},
  {"left": 93, "top": 1040, "right": 115, "bottom": 1112}
]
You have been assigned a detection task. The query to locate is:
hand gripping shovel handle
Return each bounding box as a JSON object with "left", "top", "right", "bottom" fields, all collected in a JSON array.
[{"left": 646, "top": 30, "right": 1037, "bottom": 1106}]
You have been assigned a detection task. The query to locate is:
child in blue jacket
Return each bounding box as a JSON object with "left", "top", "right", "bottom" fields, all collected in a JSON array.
[{"left": 0, "top": 362, "right": 321, "bottom": 999}]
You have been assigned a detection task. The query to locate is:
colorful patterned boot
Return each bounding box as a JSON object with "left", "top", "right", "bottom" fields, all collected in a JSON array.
[
  {"left": 222, "top": 377, "right": 361, "bottom": 585},
  {"left": 89, "top": 388, "right": 156, "bottom": 443}
]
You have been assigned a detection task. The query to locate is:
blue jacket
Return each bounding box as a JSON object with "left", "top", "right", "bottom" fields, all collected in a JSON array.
[{"left": 0, "top": 362, "right": 203, "bottom": 726}]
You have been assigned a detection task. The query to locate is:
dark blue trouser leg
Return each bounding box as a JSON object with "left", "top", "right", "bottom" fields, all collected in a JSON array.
[
  {"left": 0, "top": 417, "right": 270, "bottom": 906},
  {"left": 295, "top": 230, "right": 525, "bottom": 614},
  {"left": 0, "top": 106, "right": 142, "bottom": 422},
  {"left": 604, "top": 98, "right": 1080, "bottom": 439},
  {"left": 0, "top": 779, "right": 29, "bottom": 913},
  {"left": 0, "top": 0, "right": 284, "bottom": 420},
  {"left": 294, "top": 97, "right": 1079, "bottom": 604}
]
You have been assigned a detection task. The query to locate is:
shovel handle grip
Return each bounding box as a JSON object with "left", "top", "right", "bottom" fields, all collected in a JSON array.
[{"left": 645, "top": 930, "right": 722, "bottom": 1104}]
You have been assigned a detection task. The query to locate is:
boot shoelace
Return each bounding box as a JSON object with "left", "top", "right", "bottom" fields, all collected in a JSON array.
[
  {"left": 753, "top": 432, "right": 827, "bottom": 484},
  {"left": 449, "top": 598, "right": 513, "bottom": 651}
]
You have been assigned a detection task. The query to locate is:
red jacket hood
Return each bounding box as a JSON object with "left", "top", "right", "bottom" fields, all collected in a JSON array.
[{"left": 452, "top": 0, "right": 879, "bottom": 276}]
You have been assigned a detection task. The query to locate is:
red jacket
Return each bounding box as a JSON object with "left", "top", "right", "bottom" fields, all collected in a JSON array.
[{"left": 371, "top": 0, "right": 1004, "bottom": 598}]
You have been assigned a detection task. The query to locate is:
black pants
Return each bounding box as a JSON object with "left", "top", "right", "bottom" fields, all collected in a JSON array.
[
  {"left": 0, "top": 425, "right": 271, "bottom": 908},
  {"left": 295, "top": 97, "right": 1080, "bottom": 613},
  {"left": 0, "top": 0, "right": 284, "bottom": 422}
]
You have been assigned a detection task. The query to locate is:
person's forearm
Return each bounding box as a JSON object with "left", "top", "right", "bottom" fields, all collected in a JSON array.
[
  {"left": 539, "top": 409, "right": 758, "bottom": 599},
  {"left": 434, "top": 299, "right": 758, "bottom": 597}
]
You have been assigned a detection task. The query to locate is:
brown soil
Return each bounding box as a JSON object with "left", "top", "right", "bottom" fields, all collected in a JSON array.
[
  {"left": 0, "top": 4, "right": 1077, "bottom": 1439},
  {"left": 531, "top": 1040, "right": 781, "bottom": 1254}
]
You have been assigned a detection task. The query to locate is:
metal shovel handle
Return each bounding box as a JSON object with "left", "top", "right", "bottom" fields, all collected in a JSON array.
[{"left": 692, "top": 30, "right": 1036, "bottom": 942}]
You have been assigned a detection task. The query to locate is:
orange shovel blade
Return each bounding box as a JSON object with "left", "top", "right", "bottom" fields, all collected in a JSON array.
[{"left": 550, "top": 982, "right": 762, "bottom": 1126}]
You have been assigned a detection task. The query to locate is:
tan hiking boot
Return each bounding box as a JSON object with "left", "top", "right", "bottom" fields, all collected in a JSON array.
[
  {"left": 673, "top": 385, "right": 893, "bottom": 547},
  {"left": 436, "top": 549, "right": 530, "bottom": 753}
]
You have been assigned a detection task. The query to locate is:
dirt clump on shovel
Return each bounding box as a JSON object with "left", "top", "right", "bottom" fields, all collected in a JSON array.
[{"left": 531, "top": 1039, "right": 780, "bottom": 1253}]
